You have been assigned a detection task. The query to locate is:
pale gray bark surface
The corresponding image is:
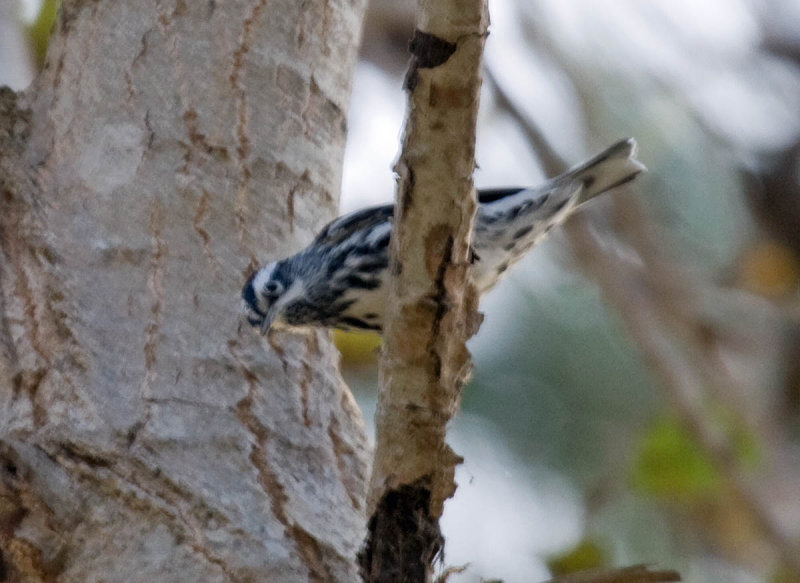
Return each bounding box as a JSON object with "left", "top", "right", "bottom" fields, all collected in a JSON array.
[{"left": 0, "top": 1, "right": 369, "bottom": 581}]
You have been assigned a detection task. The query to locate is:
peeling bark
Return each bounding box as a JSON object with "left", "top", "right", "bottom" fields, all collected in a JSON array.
[
  {"left": 0, "top": 1, "right": 369, "bottom": 581},
  {"left": 360, "top": 1, "right": 488, "bottom": 581}
]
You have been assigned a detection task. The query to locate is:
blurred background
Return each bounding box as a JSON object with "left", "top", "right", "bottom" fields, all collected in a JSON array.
[{"left": 5, "top": 1, "right": 800, "bottom": 581}]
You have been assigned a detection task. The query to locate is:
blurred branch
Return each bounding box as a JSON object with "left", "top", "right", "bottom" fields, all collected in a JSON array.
[
  {"left": 743, "top": 143, "right": 800, "bottom": 257},
  {"left": 741, "top": 142, "right": 800, "bottom": 424},
  {"left": 360, "top": 0, "right": 416, "bottom": 73},
  {"left": 607, "top": 196, "right": 770, "bottom": 433},
  {"left": 542, "top": 564, "right": 681, "bottom": 583},
  {"left": 763, "top": 34, "right": 800, "bottom": 68},
  {"left": 437, "top": 563, "right": 680, "bottom": 583},
  {"left": 488, "top": 64, "right": 765, "bottom": 431},
  {"left": 484, "top": 65, "right": 566, "bottom": 177},
  {"left": 487, "top": 56, "right": 800, "bottom": 579},
  {"left": 568, "top": 214, "right": 800, "bottom": 577}
]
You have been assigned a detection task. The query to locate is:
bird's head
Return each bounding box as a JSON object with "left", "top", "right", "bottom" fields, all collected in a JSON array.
[{"left": 241, "top": 262, "right": 292, "bottom": 334}]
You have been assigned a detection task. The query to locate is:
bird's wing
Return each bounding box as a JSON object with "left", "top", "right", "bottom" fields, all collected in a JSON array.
[{"left": 312, "top": 204, "right": 395, "bottom": 247}]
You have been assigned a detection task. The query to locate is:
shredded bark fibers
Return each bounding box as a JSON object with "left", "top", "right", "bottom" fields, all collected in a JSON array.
[{"left": 358, "top": 477, "right": 444, "bottom": 583}]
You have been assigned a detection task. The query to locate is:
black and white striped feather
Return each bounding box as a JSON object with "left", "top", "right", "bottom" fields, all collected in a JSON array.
[{"left": 242, "top": 138, "right": 645, "bottom": 333}]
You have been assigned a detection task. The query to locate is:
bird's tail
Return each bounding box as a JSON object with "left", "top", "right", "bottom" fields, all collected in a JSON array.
[{"left": 567, "top": 138, "right": 646, "bottom": 205}]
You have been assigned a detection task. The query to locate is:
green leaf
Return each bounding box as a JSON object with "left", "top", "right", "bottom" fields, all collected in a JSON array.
[
  {"left": 27, "top": 0, "right": 59, "bottom": 69},
  {"left": 631, "top": 416, "right": 720, "bottom": 501},
  {"left": 547, "top": 538, "right": 610, "bottom": 576}
]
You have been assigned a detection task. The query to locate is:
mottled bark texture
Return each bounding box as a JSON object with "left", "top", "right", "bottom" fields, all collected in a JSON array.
[
  {"left": 0, "top": 1, "right": 369, "bottom": 581},
  {"left": 360, "top": 1, "right": 488, "bottom": 581}
]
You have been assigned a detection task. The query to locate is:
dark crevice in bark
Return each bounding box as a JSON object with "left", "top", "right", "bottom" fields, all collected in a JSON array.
[
  {"left": 0, "top": 548, "right": 8, "bottom": 581},
  {"left": 425, "top": 234, "right": 454, "bottom": 380},
  {"left": 405, "top": 30, "right": 457, "bottom": 91}
]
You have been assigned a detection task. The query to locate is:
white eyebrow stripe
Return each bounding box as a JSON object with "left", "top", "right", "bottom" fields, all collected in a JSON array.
[{"left": 252, "top": 264, "right": 276, "bottom": 294}]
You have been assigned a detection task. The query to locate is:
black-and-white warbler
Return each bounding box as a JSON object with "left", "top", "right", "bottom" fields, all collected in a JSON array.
[{"left": 242, "top": 138, "right": 645, "bottom": 333}]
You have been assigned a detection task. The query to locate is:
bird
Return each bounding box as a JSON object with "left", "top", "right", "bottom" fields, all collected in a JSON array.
[{"left": 242, "top": 138, "right": 645, "bottom": 334}]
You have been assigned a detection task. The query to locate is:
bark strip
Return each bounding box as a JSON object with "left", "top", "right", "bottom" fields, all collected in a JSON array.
[{"left": 360, "top": 1, "right": 488, "bottom": 581}]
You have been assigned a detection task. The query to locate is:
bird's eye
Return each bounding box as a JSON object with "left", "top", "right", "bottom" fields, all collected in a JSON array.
[{"left": 264, "top": 281, "right": 283, "bottom": 297}]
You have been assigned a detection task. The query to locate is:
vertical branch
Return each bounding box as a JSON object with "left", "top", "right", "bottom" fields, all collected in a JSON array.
[{"left": 359, "top": 1, "right": 488, "bottom": 581}]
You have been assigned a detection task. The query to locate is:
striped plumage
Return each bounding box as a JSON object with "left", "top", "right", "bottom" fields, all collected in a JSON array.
[{"left": 242, "top": 138, "right": 645, "bottom": 333}]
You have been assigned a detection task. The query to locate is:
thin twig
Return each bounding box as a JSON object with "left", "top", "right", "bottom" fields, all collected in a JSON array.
[{"left": 484, "top": 65, "right": 566, "bottom": 177}]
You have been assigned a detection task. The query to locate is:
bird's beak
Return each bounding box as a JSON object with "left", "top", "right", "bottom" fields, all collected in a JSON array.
[{"left": 260, "top": 306, "right": 277, "bottom": 335}]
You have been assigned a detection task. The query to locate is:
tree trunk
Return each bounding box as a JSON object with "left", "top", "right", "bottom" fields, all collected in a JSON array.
[{"left": 0, "top": 1, "right": 369, "bottom": 581}]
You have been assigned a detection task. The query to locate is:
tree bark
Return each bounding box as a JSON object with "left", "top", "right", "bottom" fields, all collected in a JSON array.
[
  {"left": 0, "top": 1, "right": 369, "bottom": 581},
  {"left": 359, "top": 1, "right": 488, "bottom": 581}
]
